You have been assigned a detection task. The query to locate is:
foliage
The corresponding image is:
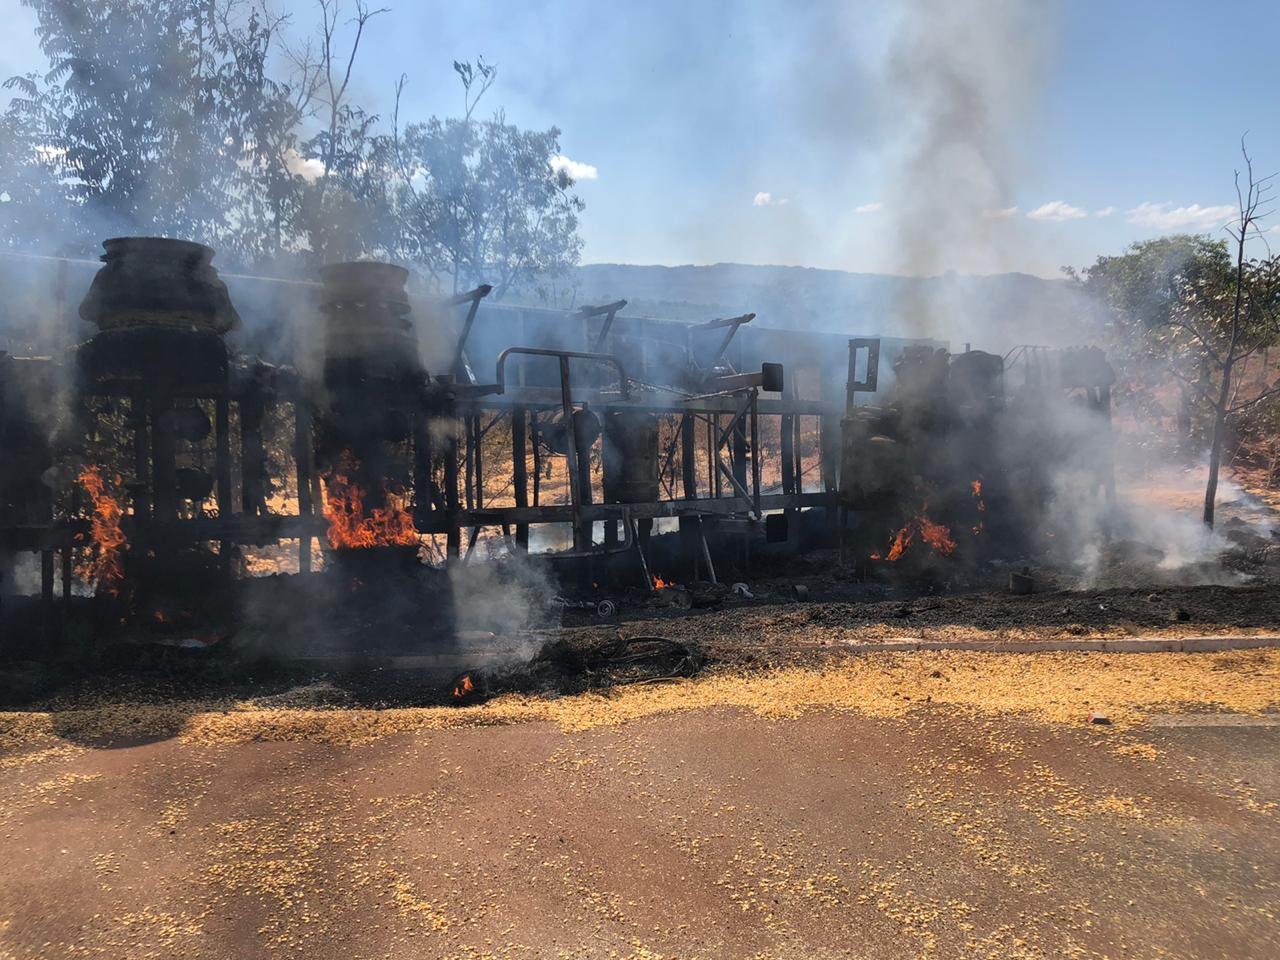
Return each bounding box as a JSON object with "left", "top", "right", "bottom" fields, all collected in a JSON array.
[
  {"left": 1167, "top": 255, "right": 1280, "bottom": 403},
  {"left": 1068, "top": 236, "right": 1228, "bottom": 443},
  {"left": 0, "top": 87, "right": 81, "bottom": 250},
  {"left": 1068, "top": 235, "right": 1231, "bottom": 339},
  {"left": 393, "top": 108, "right": 585, "bottom": 298},
  {"left": 0, "top": 2, "right": 586, "bottom": 290},
  {"left": 298, "top": 103, "right": 401, "bottom": 263},
  {"left": 0, "top": 0, "right": 312, "bottom": 262},
  {"left": 1071, "top": 235, "right": 1280, "bottom": 430},
  {"left": 1069, "top": 146, "right": 1280, "bottom": 525}
]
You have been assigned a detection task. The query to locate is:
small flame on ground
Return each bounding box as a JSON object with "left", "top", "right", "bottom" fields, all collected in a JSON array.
[
  {"left": 77, "top": 465, "right": 128, "bottom": 591},
  {"left": 323, "top": 451, "right": 418, "bottom": 549},
  {"left": 652, "top": 575, "right": 672, "bottom": 589},
  {"left": 453, "top": 674, "right": 475, "bottom": 700},
  {"left": 971, "top": 477, "right": 986, "bottom": 535}
]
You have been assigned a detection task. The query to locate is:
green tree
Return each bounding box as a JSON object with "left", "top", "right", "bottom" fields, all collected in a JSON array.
[
  {"left": 1177, "top": 150, "right": 1280, "bottom": 526},
  {"left": 1070, "top": 147, "right": 1280, "bottom": 527},
  {"left": 0, "top": 88, "right": 80, "bottom": 251},
  {"left": 0, "top": 0, "right": 325, "bottom": 267},
  {"left": 291, "top": 0, "right": 396, "bottom": 264},
  {"left": 1068, "top": 234, "right": 1230, "bottom": 447},
  {"left": 1, "top": 2, "right": 586, "bottom": 296},
  {"left": 297, "top": 101, "right": 399, "bottom": 263},
  {"left": 391, "top": 63, "right": 585, "bottom": 298},
  {"left": 215, "top": 3, "right": 322, "bottom": 263}
]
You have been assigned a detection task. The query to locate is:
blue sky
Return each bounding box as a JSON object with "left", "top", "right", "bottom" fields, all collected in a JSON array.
[{"left": 2, "top": 0, "right": 1277, "bottom": 276}]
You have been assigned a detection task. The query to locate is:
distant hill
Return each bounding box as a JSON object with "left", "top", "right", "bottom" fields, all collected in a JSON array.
[
  {"left": 526, "top": 263, "right": 1105, "bottom": 352},
  {"left": 0, "top": 256, "right": 1106, "bottom": 360}
]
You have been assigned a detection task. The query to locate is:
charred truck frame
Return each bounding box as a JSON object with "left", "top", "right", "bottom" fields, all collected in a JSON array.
[{"left": 0, "top": 237, "right": 1114, "bottom": 650}]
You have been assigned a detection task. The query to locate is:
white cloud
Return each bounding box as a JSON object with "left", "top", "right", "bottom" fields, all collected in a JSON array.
[
  {"left": 1126, "top": 201, "right": 1236, "bottom": 231},
  {"left": 982, "top": 206, "right": 1019, "bottom": 220},
  {"left": 284, "top": 149, "right": 325, "bottom": 182},
  {"left": 854, "top": 201, "right": 883, "bottom": 214},
  {"left": 1027, "top": 200, "right": 1087, "bottom": 222},
  {"left": 549, "top": 154, "right": 598, "bottom": 181},
  {"left": 1093, "top": 206, "right": 1115, "bottom": 218},
  {"left": 753, "top": 191, "right": 788, "bottom": 207}
]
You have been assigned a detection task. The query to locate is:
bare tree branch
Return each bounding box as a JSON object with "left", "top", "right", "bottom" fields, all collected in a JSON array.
[{"left": 1229, "top": 381, "right": 1280, "bottom": 414}]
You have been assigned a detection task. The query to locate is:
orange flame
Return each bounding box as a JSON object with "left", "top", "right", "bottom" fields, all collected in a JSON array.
[
  {"left": 878, "top": 506, "right": 956, "bottom": 562},
  {"left": 652, "top": 575, "right": 671, "bottom": 589},
  {"left": 453, "top": 674, "right": 475, "bottom": 700},
  {"left": 77, "top": 466, "right": 127, "bottom": 590},
  {"left": 971, "top": 477, "right": 986, "bottom": 535},
  {"left": 919, "top": 514, "right": 956, "bottom": 554},
  {"left": 323, "top": 451, "right": 418, "bottom": 549},
  {"left": 885, "top": 526, "right": 912, "bottom": 562}
]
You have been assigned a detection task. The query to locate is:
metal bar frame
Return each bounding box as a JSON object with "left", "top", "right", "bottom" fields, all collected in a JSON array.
[
  {"left": 448, "top": 284, "right": 494, "bottom": 381},
  {"left": 2, "top": 303, "right": 851, "bottom": 593}
]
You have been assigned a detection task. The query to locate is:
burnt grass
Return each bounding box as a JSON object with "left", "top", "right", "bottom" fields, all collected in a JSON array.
[
  {"left": 3, "top": 538, "right": 1278, "bottom": 713},
  {"left": 797, "top": 582, "right": 1280, "bottom": 634},
  {"left": 0, "top": 616, "right": 707, "bottom": 714},
  {"left": 552, "top": 581, "right": 1280, "bottom": 670}
]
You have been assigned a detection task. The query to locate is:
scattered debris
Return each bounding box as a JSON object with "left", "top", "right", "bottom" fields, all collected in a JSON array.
[
  {"left": 447, "top": 634, "right": 707, "bottom": 706},
  {"left": 652, "top": 586, "right": 694, "bottom": 611},
  {"left": 527, "top": 634, "right": 704, "bottom": 689},
  {"left": 551, "top": 595, "right": 620, "bottom": 619}
]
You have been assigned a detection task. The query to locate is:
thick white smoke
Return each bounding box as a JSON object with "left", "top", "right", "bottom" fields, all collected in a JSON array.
[{"left": 868, "top": 1, "right": 1258, "bottom": 587}]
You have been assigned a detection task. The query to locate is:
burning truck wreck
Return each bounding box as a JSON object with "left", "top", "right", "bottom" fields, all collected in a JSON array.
[
  {"left": 841, "top": 341, "right": 1116, "bottom": 582},
  {"left": 0, "top": 236, "right": 1117, "bottom": 663}
]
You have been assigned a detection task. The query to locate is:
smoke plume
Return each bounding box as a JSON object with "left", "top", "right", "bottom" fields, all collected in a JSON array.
[{"left": 882, "top": 0, "right": 1057, "bottom": 341}]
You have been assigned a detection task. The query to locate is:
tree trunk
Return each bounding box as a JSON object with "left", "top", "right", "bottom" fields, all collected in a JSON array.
[{"left": 1203, "top": 360, "right": 1235, "bottom": 528}]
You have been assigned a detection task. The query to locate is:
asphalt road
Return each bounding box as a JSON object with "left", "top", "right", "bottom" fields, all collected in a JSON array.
[{"left": 1, "top": 696, "right": 1277, "bottom": 959}]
